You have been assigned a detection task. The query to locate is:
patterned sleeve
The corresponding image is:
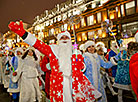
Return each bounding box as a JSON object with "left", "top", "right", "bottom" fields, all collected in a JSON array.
[{"left": 99, "top": 55, "right": 114, "bottom": 69}]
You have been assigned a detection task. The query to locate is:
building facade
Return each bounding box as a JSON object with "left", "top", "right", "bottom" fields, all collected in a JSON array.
[{"left": 32, "top": 0, "right": 138, "bottom": 48}]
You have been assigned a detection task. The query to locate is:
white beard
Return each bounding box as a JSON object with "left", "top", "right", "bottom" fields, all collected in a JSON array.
[{"left": 58, "top": 40, "right": 72, "bottom": 77}]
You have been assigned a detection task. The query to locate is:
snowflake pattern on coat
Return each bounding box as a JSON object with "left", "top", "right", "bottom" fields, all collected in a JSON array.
[{"left": 33, "top": 39, "right": 101, "bottom": 102}]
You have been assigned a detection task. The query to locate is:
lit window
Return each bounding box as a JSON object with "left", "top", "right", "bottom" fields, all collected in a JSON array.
[
  {"left": 82, "top": 33, "right": 87, "bottom": 41},
  {"left": 121, "top": 5, "right": 125, "bottom": 16},
  {"left": 97, "top": 12, "right": 101, "bottom": 23},
  {"left": 87, "top": 15, "right": 94, "bottom": 26},
  {"left": 81, "top": 18, "right": 85, "bottom": 27},
  {"left": 125, "top": 1, "right": 135, "bottom": 15},
  {"left": 88, "top": 31, "right": 94, "bottom": 39},
  {"left": 98, "top": 29, "right": 102, "bottom": 38},
  {"left": 102, "top": 11, "right": 107, "bottom": 21}
]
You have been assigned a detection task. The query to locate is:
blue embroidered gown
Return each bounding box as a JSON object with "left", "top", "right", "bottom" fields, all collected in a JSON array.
[
  {"left": 8, "top": 56, "right": 20, "bottom": 99},
  {"left": 84, "top": 53, "right": 115, "bottom": 102},
  {"left": 113, "top": 51, "right": 131, "bottom": 90}
]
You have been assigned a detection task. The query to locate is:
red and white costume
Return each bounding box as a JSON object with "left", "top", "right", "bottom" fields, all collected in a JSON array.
[
  {"left": 8, "top": 22, "right": 101, "bottom": 102},
  {"left": 40, "top": 55, "right": 51, "bottom": 99},
  {"left": 26, "top": 33, "right": 101, "bottom": 102}
]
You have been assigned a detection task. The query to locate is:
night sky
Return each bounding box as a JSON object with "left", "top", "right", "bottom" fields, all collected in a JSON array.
[{"left": 0, "top": 0, "right": 67, "bottom": 34}]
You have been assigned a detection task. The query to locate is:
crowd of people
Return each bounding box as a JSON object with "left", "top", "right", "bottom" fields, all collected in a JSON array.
[{"left": 0, "top": 21, "right": 137, "bottom": 102}]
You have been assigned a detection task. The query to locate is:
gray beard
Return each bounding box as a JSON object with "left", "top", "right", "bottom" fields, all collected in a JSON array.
[{"left": 58, "top": 40, "right": 72, "bottom": 76}]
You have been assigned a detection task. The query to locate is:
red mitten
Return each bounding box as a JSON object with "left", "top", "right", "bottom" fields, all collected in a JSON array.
[
  {"left": 8, "top": 21, "right": 26, "bottom": 37},
  {"left": 13, "top": 72, "right": 17, "bottom": 76}
]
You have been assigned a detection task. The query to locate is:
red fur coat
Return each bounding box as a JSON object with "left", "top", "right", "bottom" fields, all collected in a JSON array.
[
  {"left": 40, "top": 56, "right": 51, "bottom": 99},
  {"left": 33, "top": 39, "right": 101, "bottom": 102},
  {"left": 129, "top": 53, "right": 138, "bottom": 102}
]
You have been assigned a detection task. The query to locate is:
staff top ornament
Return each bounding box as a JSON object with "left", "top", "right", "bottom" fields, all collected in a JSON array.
[{"left": 101, "top": 19, "right": 113, "bottom": 35}]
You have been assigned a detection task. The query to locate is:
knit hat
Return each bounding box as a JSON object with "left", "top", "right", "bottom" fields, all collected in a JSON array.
[
  {"left": 57, "top": 31, "right": 71, "bottom": 40},
  {"left": 84, "top": 41, "right": 95, "bottom": 51}
]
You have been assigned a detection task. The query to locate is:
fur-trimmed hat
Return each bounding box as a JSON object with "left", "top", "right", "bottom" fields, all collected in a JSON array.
[
  {"left": 26, "top": 46, "right": 35, "bottom": 51},
  {"left": 96, "top": 42, "right": 105, "bottom": 50},
  {"left": 57, "top": 31, "right": 71, "bottom": 40},
  {"left": 15, "top": 47, "right": 24, "bottom": 54},
  {"left": 84, "top": 41, "right": 95, "bottom": 51}
]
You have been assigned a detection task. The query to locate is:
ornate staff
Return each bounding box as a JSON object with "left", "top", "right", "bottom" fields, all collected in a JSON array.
[
  {"left": 63, "top": 13, "right": 82, "bottom": 59},
  {"left": 101, "top": 19, "right": 120, "bottom": 53}
]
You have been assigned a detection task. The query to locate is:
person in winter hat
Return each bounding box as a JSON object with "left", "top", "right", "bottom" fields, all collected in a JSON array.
[
  {"left": 8, "top": 21, "right": 102, "bottom": 102},
  {"left": 8, "top": 47, "right": 23, "bottom": 102},
  {"left": 12, "top": 47, "right": 42, "bottom": 102},
  {"left": 83, "top": 40, "right": 120, "bottom": 102},
  {"left": 96, "top": 42, "right": 118, "bottom": 96}
]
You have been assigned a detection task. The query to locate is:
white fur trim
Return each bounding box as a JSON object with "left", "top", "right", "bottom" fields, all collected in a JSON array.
[
  {"left": 23, "top": 32, "right": 37, "bottom": 46},
  {"left": 7, "top": 88, "right": 20, "bottom": 93},
  {"left": 79, "top": 44, "right": 85, "bottom": 51},
  {"left": 110, "top": 57, "right": 117, "bottom": 65},
  {"left": 57, "top": 31, "right": 71, "bottom": 40},
  {"left": 81, "top": 62, "right": 86, "bottom": 73},
  {"left": 96, "top": 42, "right": 105, "bottom": 48},
  {"left": 49, "top": 44, "right": 59, "bottom": 58},
  {"left": 84, "top": 41, "right": 95, "bottom": 51}
]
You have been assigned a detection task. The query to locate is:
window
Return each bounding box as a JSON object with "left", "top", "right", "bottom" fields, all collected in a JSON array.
[
  {"left": 125, "top": 1, "right": 135, "bottom": 15},
  {"left": 87, "top": 15, "right": 94, "bottom": 26},
  {"left": 102, "top": 10, "right": 107, "bottom": 21},
  {"left": 97, "top": 12, "right": 101, "bottom": 23},
  {"left": 88, "top": 31, "right": 94, "bottom": 39},
  {"left": 77, "top": 34, "right": 82, "bottom": 42},
  {"left": 98, "top": 29, "right": 102, "bottom": 38},
  {"left": 121, "top": 5, "right": 125, "bottom": 16},
  {"left": 116, "top": 6, "right": 121, "bottom": 17},
  {"left": 82, "top": 32, "right": 87, "bottom": 41},
  {"left": 81, "top": 18, "right": 86, "bottom": 27}
]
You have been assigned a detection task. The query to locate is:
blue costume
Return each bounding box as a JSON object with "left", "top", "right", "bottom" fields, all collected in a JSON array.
[
  {"left": 108, "top": 50, "right": 117, "bottom": 77},
  {"left": 83, "top": 52, "right": 116, "bottom": 102},
  {"left": 8, "top": 56, "right": 20, "bottom": 100},
  {"left": 113, "top": 50, "right": 131, "bottom": 90}
]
